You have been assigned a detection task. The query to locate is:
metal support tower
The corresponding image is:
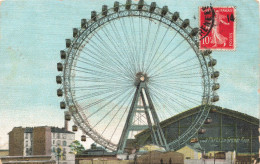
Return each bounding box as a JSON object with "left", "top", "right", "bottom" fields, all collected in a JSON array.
[{"left": 117, "top": 74, "right": 169, "bottom": 154}]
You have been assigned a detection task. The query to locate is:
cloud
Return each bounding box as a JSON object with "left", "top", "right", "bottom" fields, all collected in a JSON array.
[{"left": 0, "top": 136, "right": 8, "bottom": 149}]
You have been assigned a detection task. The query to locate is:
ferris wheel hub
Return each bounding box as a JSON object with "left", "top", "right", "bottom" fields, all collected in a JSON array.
[
  {"left": 140, "top": 76, "right": 145, "bottom": 81},
  {"left": 135, "top": 72, "right": 149, "bottom": 84}
]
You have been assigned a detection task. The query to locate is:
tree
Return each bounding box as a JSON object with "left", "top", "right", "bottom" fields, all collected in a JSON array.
[{"left": 69, "top": 140, "right": 85, "bottom": 155}]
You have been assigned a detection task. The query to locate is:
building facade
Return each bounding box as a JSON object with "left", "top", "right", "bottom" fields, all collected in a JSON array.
[{"left": 9, "top": 126, "right": 75, "bottom": 164}]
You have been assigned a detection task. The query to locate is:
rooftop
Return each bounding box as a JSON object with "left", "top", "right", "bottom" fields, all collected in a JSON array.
[
  {"left": 11, "top": 126, "right": 74, "bottom": 134},
  {"left": 135, "top": 105, "right": 259, "bottom": 138}
]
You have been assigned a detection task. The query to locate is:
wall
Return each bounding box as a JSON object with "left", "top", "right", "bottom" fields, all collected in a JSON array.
[
  {"left": 33, "top": 127, "right": 51, "bottom": 155},
  {"left": 79, "top": 160, "right": 134, "bottom": 164},
  {"left": 9, "top": 127, "right": 25, "bottom": 156},
  {"left": 51, "top": 132, "right": 75, "bottom": 164},
  {"left": 177, "top": 146, "right": 202, "bottom": 160}
]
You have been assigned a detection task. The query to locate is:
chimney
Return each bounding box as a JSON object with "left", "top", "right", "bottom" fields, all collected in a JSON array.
[{"left": 64, "top": 120, "right": 68, "bottom": 131}]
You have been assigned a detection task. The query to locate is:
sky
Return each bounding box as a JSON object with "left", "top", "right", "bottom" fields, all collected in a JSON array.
[{"left": 0, "top": 0, "right": 259, "bottom": 150}]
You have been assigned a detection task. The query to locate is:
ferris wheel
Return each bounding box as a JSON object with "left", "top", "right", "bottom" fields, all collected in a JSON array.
[{"left": 56, "top": 0, "right": 220, "bottom": 153}]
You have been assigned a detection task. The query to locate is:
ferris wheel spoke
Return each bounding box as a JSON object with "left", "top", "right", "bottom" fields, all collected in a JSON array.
[
  {"left": 153, "top": 67, "right": 200, "bottom": 81},
  {"left": 150, "top": 39, "right": 188, "bottom": 74},
  {"left": 159, "top": 86, "right": 201, "bottom": 105},
  {"left": 142, "top": 19, "right": 152, "bottom": 72},
  {"left": 149, "top": 86, "right": 193, "bottom": 112},
  {"left": 107, "top": 22, "right": 136, "bottom": 78},
  {"left": 137, "top": 16, "right": 141, "bottom": 70},
  {"left": 87, "top": 88, "right": 133, "bottom": 119},
  {"left": 153, "top": 83, "right": 202, "bottom": 96},
  {"left": 79, "top": 51, "right": 114, "bottom": 69},
  {"left": 146, "top": 25, "right": 170, "bottom": 74},
  {"left": 81, "top": 47, "right": 129, "bottom": 78},
  {"left": 72, "top": 69, "right": 130, "bottom": 84},
  {"left": 72, "top": 86, "right": 131, "bottom": 92},
  {"left": 138, "top": 16, "right": 144, "bottom": 71},
  {"left": 155, "top": 96, "right": 180, "bottom": 119},
  {"left": 101, "top": 89, "right": 134, "bottom": 136},
  {"left": 151, "top": 80, "right": 202, "bottom": 87},
  {"left": 77, "top": 58, "right": 119, "bottom": 74},
  {"left": 78, "top": 55, "right": 131, "bottom": 80},
  {"left": 83, "top": 87, "right": 132, "bottom": 113},
  {"left": 152, "top": 56, "right": 198, "bottom": 79},
  {"left": 74, "top": 76, "right": 130, "bottom": 84},
  {"left": 152, "top": 90, "right": 193, "bottom": 125},
  {"left": 73, "top": 84, "right": 130, "bottom": 89},
  {"left": 74, "top": 86, "right": 130, "bottom": 102},
  {"left": 85, "top": 41, "right": 131, "bottom": 78},
  {"left": 170, "top": 75, "right": 202, "bottom": 80},
  {"left": 74, "top": 79, "right": 130, "bottom": 88},
  {"left": 90, "top": 88, "right": 133, "bottom": 131},
  {"left": 76, "top": 58, "right": 132, "bottom": 81},
  {"left": 153, "top": 73, "right": 201, "bottom": 81},
  {"left": 72, "top": 67, "right": 131, "bottom": 82},
  {"left": 129, "top": 16, "right": 139, "bottom": 71},
  {"left": 86, "top": 38, "right": 116, "bottom": 60},
  {"left": 150, "top": 84, "right": 200, "bottom": 105},
  {"left": 144, "top": 21, "right": 161, "bottom": 73},
  {"left": 108, "top": 96, "right": 133, "bottom": 143},
  {"left": 92, "top": 28, "right": 125, "bottom": 61},
  {"left": 147, "top": 30, "right": 179, "bottom": 73},
  {"left": 153, "top": 71, "right": 201, "bottom": 80},
  {"left": 150, "top": 56, "right": 197, "bottom": 78},
  {"left": 80, "top": 49, "right": 133, "bottom": 80},
  {"left": 110, "top": 21, "right": 136, "bottom": 75},
  {"left": 149, "top": 93, "right": 176, "bottom": 120},
  {"left": 98, "top": 25, "right": 135, "bottom": 78},
  {"left": 72, "top": 84, "right": 132, "bottom": 92},
  {"left": 150, "top": 46, "right": 192, "bottom": 77},
  {"left": 82, "top": 33, "right": 133, "bottom": 79},
  {"left": 151, "top": 92, "right": 195, "bottom": 129},
  {"left": 119, "top": 18, "right": 137, "bottom": 73},
  {"left": 122, "top": 17, "right": 138, "bottom": 70},
  {"left": 149, "top": 87, "right": 186, "bottom": 114},
  {"left": 80, "top": 49, "right": 114, "bottom": 67},
  {"left": 150, "top": 61, "right": 199, "bottom": 79}
]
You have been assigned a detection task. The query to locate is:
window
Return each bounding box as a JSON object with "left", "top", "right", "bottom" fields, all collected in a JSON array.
[
  {"left": 25, "top": 133, "right": 28, "bottom": 139},
  {"left": 52, "top": 133, "right": 55, "bottom": 139},
  {"left": 53, "top": 140, "right": 55, "bottom": 145},
  {"left": 63, "top": 148, "right": 66, "bottom": 154},
  {"left": 62, "top": 134, "right": 66, "bottom": 139},
  {"left": 57, "top": 133, "right": 60, "bottom": 139},
  {"left": 57, "top": 140, "right": 61, "bottom": 146},
  {"left": 52, "top": 147, "right": 55, "bottom": 152},
  {"left": 25, "top": 141, "right": 28, "bottom": 147},
  {"left": 63, "top": 141, "right": 67, "bottom": 146}
]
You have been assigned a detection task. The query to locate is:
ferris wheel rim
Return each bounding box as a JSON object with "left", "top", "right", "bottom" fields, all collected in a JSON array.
[{"left": 60, "top": 2, "right": 218, "bottom": 151}]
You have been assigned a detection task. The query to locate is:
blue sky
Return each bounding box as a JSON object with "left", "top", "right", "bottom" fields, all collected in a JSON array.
[{"left": 0, "top": 0, "right": 259, "bottom": 149}]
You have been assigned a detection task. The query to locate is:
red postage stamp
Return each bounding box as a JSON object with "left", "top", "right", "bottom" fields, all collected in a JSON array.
[{"left": 199, "top": 6, "right": 236, "bottom": 50}]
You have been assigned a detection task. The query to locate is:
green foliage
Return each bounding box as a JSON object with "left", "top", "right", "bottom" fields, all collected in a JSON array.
[{"left": 69, "top": 140, "right": 85, "bottom": 155}]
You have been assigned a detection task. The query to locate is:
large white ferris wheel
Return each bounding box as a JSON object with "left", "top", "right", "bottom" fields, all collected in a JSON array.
[{"left": 56, "top": 0, "right": 220, "bottom": 153}]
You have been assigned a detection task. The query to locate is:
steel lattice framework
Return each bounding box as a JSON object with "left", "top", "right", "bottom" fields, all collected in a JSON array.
[{"left": 56, "top": 1, "right": 220, "bottom": 152}]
